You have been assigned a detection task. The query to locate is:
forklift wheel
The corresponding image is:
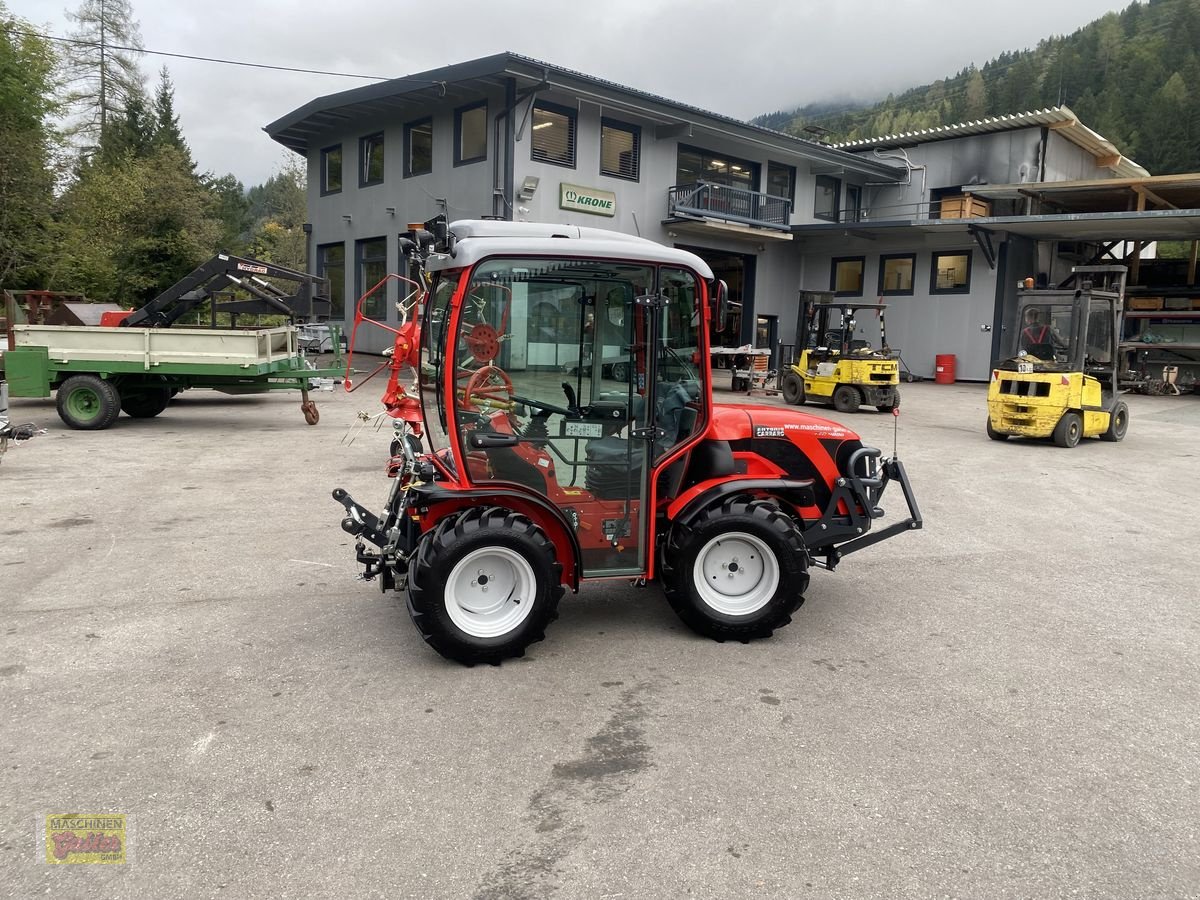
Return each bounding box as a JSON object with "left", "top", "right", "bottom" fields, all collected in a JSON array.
[
  {"left": 832, "top": 384, "right": 861, "bottom": 413},
  {"left": 661, "top": 496, "right": 808, "bottom": 643},
  {"left": 1052, "top": 411, "right": 1083, "bottom": 448},
  {"left": 985, "top": 418, "right": 1009, "bottom": 441},
  {"left": 782, "top": 372, "right": 805, "bottom": 406},
  {"left": 1099, "top": 401, "right": 1129, "bottom": 442},
  {"left": 405, "top": 507, "right": 564, "bottom": 666}
]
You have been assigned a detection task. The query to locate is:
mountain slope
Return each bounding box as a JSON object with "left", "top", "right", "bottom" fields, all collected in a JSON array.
[{"left": 754, "top": 0, "right": 1200, "bottom": 175}]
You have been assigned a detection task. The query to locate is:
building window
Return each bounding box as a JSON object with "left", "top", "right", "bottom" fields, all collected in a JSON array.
[
  {"left": 879, "top": 253, "right": 916, "bottom": 296},
  {"left": 600, "top": 118, "right": 640, "bottom": 181},
  {"left": 356, "top": 237, "right": 388, "bottom": 319},
  {"left": 455, "top": 102, "right": 487, "bottom": 166},
  {"left": 404, "top": 118, "right": 432, "bottom": 177},
  {"left": 320, "top": 145, "right": 342, "bottom": 195},
  {"left": 359, "top": 133, "right": 384, "bottom": 187},
  {"left": 814, "top": 175, "right": 840, "bottom": 221},
  {"left": 844, "top": 184, "right": 862, "bottom": 223},
  {"left": 831, "top": 257, "right": 865, "bottom": 296},
  {"left": 531, "top": 101, "right": 576, "bottom": 168},
  {"left": 931, "top": 251, "right": 972, "bottom": 294},
  {"left": 767, "top": 162, "right": 795, "bottom": 205},
  {"left": 676, "top": 145, "right": 758, "bottom": 190},
  {"left": 317, "top": 242, "right": 346, "bottom": 317}
]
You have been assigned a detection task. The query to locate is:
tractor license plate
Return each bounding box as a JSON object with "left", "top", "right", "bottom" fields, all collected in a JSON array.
[{"left": 1017, "top": 362, "right": 1033, "bottom": 374}]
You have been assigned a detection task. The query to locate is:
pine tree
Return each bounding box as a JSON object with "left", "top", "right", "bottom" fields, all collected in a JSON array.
[
  {"left": 60, "top": 0, "right": 144, "bottom": 154},
  {"left": 152, "top": 66, "right": 193, "bottom": 171}
]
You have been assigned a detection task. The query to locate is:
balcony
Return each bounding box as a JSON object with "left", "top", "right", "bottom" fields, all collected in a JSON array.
[{"left": 667, "top": 182, "right": 792, "bottom": 232}]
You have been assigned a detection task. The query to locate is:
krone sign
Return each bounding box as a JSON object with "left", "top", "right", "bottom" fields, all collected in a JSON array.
[{"left": 559, "top": 183, "right": 616, "bottom": 217}]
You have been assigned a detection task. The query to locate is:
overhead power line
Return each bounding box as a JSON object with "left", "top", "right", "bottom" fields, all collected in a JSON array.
[{"left": 4, "top": 26, "right": 426, "bottom": 83}]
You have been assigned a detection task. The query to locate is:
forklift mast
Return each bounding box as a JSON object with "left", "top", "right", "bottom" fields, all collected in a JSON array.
[{"left": 120, "top": 254, "right": 331, "bottom": 328}]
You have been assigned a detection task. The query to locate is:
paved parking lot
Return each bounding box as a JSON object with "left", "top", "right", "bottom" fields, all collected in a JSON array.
[{"left": 1, "top": 378, "right": 1198, "bottom": 899}]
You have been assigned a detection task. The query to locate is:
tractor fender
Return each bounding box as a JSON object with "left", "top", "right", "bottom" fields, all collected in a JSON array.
[
  {"left": 407, "top": 484, "right": 582, "bottom": 590},
  {"left": 666, "top": 476, "right": 816, "bottom": 531}
]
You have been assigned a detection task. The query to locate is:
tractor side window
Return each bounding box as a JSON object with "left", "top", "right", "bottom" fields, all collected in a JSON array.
[
  {"left": 1085, "top": 299, "right": 1113, "bottom": 366},
  {"left": 655, "top": 268, "right": 705, "bottom": 462},
  {"left": 420, "top": 271, "right": 459, "bottom": 454}
]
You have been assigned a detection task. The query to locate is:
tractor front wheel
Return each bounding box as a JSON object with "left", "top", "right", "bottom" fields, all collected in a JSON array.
[
  {"left": 662, "top": 497, "right": 808, "bottom": 643},
  {"left": 56, "top": 375, "right": 121, "bottom": 430},
  {"left": 1053, "top": 411, "right": 1083, "bottom": 448},
  {"left": 406, "top": 507, "right": 563, "bottom": 665},
  {"left": 832, "top": 384, "right": 861, "bottom": 413},
  {"left": 782, "top": 372, "right": 806, "bottom": 405}
]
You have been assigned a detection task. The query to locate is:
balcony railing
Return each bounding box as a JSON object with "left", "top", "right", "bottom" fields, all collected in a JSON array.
[{"left": 667, "top": 182, "right": 792, "bottom": 230}]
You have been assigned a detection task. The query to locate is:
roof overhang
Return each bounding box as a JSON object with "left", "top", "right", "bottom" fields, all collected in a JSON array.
[
  {"left": 265, "top": 52, "right": 906, "bottom": 181},
  {"left": 954, "top": 174, "right": 1200, "bottom": 214}
]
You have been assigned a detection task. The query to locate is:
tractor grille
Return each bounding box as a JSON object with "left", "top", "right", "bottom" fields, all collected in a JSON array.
[{"left": 999, "top": 379, "right": 1050, "bottom": 397}]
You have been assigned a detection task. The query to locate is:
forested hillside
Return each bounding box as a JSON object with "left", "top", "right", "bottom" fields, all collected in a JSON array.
[{"left": 754, "top": 0, "right": 1200, "bottom": 175}]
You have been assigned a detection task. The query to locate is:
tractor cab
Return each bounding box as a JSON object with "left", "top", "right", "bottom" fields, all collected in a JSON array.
[
  {"left": 781, "top": 294, "right": 901, "bottom": 413},
  {"left": 987, "top": 265, "right": 1129, "bottom": 447}
]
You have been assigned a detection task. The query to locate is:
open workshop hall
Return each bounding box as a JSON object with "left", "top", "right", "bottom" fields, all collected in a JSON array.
[{"left": 1, "top": 379, "right": 1196, "bottom": 898}]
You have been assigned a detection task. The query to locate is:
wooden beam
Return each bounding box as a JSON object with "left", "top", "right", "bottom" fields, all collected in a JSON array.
[
  {"left": 1131, "top": 183, "right": 1178, "bottom": 209},
  {"left": 1189, "top": 241, "right": 1198, "bottom": 285},
  {"left": 1047, "top": 118, "right": 1078, "bottom": 130},
  {"left": 1095, "top": 153, "right": 1122, "bottom": 168}
]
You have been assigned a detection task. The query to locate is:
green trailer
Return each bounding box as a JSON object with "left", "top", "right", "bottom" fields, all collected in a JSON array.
[{"left": 1, "top": 322, "right": 344, "bottom": 430}]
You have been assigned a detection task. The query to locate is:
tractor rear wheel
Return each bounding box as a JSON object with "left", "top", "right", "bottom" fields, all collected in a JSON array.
[
  {"left": 832, "top": 384, "right": 861, "bottom": 413},
  {"left": 1099, "top": 400, "right": 1129, "bottom": 442},
  {"left": 1052, "top": 411, "right": 1083, "bottom": 448},
  {"left": 662, "top": 496, "right": 808, "bottom": 643},
  {"left": 56, "top": 375, "right": 121, "bottom": 430},
  {"left": 782, "top": 372, "right": 805, "bottom": 406},
  {"left": 406, "top": 507, "right": 563, "bottom": 665}
]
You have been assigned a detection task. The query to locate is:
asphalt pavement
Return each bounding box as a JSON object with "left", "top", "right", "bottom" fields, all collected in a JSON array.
[{"left": 1, "top": 377, "right": 1197, "bottom": 899}]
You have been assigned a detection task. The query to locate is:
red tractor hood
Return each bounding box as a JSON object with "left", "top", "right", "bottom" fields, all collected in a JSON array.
[{"left": 709, "top": 404, "right": 860, "bottom": 443}]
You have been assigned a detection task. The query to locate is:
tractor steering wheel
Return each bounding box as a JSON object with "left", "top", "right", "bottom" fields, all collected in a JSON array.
[{"left": 462, "top": 365, "right": 515, "bottom": 412}]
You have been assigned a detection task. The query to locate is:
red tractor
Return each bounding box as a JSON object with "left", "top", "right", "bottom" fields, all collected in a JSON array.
[{"left": 334, "top": 219, "right": 922, "bottom": 665}]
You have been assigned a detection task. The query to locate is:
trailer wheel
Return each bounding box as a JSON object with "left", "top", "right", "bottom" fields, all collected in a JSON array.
[
  {"left": 406, "top": 507, "right": 563, "bottom": 666},
  {"left": 832, "top": 384, "right": 861, "bottom": 412},
  {"left": 57, "top": 375, "right": 121, "bottom": 430},
  {"left": 782, "top": 372, "right": 806, "bottom": 405},
  {"left": 662, "top": 496, "right": 808, "bottom": 643},
  {"left": 1053, "top": 411, "right": 1083, "bottom": 448},
  {"left": 120, "top": 385, "right": 171, "bottom": 418},
  {"left": 1099, "top": 400, "right": 1129, "bottom": 442}
]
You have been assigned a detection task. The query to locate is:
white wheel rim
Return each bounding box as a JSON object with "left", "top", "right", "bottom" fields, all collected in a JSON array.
[
  {"left": 445, "top": 547, "right": 537, "bottom": 638},
  {"left": 693, "top": 531, "right": 779, "bottom": 616}
]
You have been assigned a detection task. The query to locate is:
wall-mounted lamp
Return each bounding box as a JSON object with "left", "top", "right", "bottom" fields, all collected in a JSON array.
[
  {"left": 342, "top": 214, "right": 353, "bottom": 224},
  {"left": 385, "top": 207, "right": 396, "bottom": 216},
  {"left": 517, "top": 175, "right": 539, "bottom": 202}
]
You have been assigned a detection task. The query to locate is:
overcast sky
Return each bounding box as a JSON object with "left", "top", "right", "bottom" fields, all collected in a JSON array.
[{"left": 14, "top": 0, "right": 1134, "bottom": 187}]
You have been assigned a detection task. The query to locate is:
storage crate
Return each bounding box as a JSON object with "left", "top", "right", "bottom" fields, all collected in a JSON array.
[
  {"left": 939, "top": 194, "right": 992, "bottom": 219},
  {"left": 1163, "top": 297, "right": 1193, "bottom": 311},
  {"left": 1127, "top": 297, "right": 1163, "bottom": 311}
]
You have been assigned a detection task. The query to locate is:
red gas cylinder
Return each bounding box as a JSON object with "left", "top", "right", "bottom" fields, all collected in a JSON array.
[{"left": 934, "top": 354, "right": 957, "bottom": 384}]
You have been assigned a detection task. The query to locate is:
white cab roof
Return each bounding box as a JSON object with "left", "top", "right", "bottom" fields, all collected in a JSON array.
[{"left": 425, "top": 219, "right": 714, "bottom": 279}]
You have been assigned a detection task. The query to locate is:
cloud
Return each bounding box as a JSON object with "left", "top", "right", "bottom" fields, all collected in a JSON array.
[{"left": 16, "top": 0, "right": 1132, "bottom": 186}]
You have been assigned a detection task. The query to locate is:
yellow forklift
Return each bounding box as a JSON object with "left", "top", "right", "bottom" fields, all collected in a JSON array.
[
  {"left": 986, "top": 265, "right": 1129, "bottom": 447},
  {"left": 781, "top": 293, "right": 900, "bottom": 413}
]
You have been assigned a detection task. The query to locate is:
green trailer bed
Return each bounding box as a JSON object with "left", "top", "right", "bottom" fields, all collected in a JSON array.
[{"left": 1, "top": 324, "right": 344, "bottom": 429}]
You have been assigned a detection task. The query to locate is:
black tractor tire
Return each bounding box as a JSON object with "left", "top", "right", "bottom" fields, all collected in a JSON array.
[
  {"left": 782, "top": 372, "right": 806, "bottom": 406},
  {"left": 56, "top": 375, "right": 121, "bottom": 430},
  {"left": 985, "top": 417, "right": 1009, "bottom": 441},
  {"left": 661, "top": 496, "right": 809, "bottom": 643},
  {"left": 876, "top": 389, "right": 900, "bottom": 413},
  {"left": 120, "top": 385, "right": 172, "bottom": 418},
  {"left": 406, "top": 507, "right": 564, "bottom": 666},
  {"left": 1099, "top": 401, "right": 1129, "bottom": 442},
  {"left": 1052, "top": 411, "right": 1083, "bottom": 448},
  {"left": 832, "top": 384, "right": 861, "bottom": 413}
]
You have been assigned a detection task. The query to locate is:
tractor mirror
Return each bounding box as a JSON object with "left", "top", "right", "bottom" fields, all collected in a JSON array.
[{"left": 713, "top": 280, "right": 729, "bottom": 333}]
